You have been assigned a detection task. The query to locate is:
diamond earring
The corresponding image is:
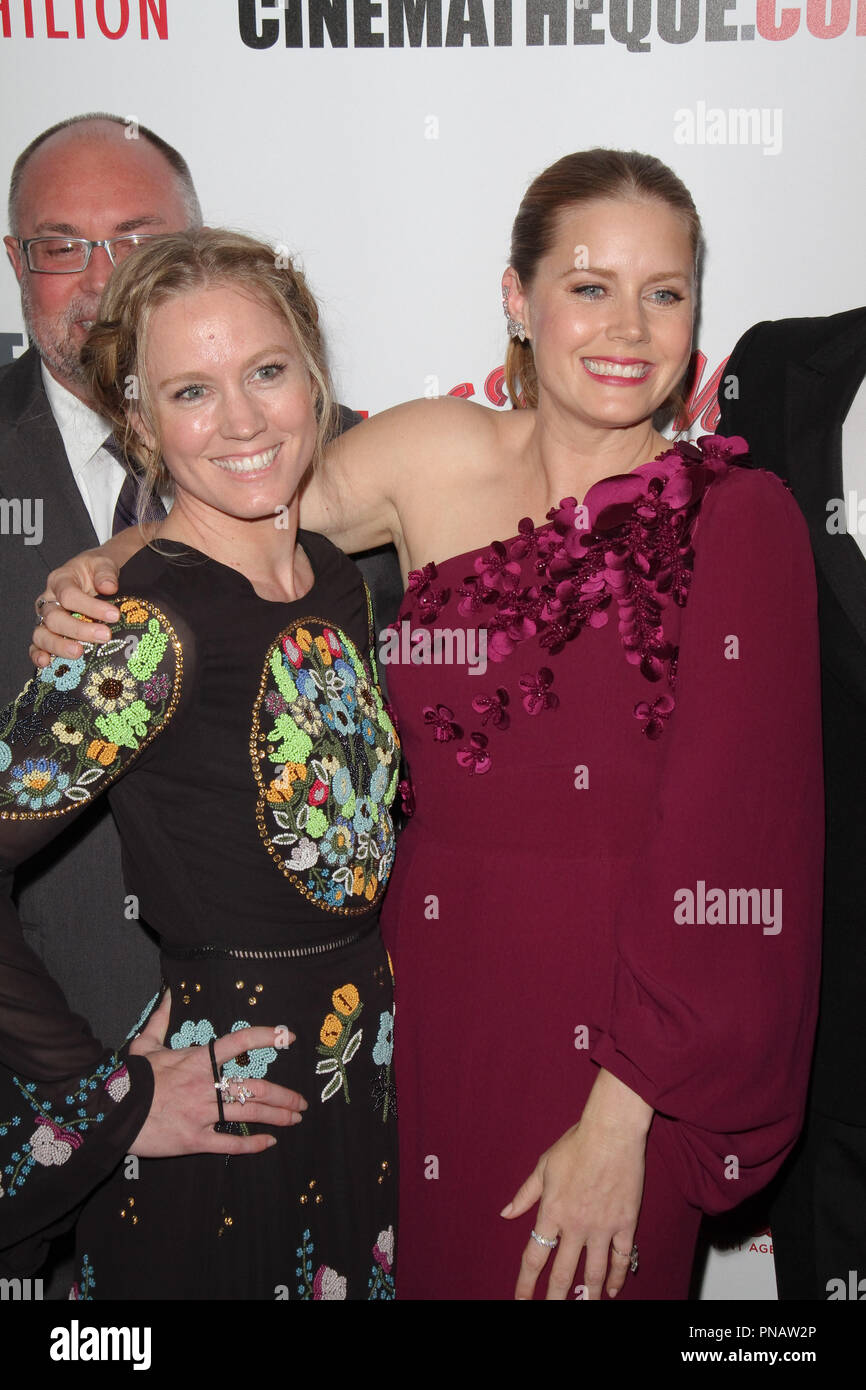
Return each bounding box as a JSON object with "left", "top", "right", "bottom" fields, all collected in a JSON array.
[{"left": 501, "top": 288, "right": 526, "bottom": 343}]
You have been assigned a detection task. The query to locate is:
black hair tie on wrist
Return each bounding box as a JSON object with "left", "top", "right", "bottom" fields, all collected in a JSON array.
[{"left": 209, "top": 1036, "right": 245, "bottom": 1136}]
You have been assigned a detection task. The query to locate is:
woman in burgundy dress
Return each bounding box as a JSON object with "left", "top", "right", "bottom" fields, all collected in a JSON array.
[{"left": 36, "top": 150, "right": 823, "bottom": 1300}]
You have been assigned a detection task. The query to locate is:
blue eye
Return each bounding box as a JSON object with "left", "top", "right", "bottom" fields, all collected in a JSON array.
[
  {"left": 649, "top": 289, "right": 684, "bottom": 305},
  {"left": 254, "top": 361, "right": 287, "bottom": 381},
  {"left": 572, "top": 284, "right": 605, "bottom": 299},
  {"left": 174, "top": 384, "right": 206, "bottom": 401}
]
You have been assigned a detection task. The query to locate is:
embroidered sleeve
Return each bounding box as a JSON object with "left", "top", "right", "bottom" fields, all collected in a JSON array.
[
  {"left": 0, "top": 597, "right": 181, "bottom": 823},
  {"left": 0, "top": 598, "right": 180, "bottom": 1253},
  {"left": 589, "top": 469, "right": 823, "bottom": 1214}
]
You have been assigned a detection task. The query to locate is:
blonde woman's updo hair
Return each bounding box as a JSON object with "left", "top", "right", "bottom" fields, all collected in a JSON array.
[
  {"left": 505, "top": 149, "right": 702, "bottom": 421},
  {"left": 82, "top": 228, "right": 338, "bottom": 525}
]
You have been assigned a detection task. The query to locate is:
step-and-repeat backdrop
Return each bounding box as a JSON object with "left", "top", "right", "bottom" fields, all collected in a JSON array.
[{"left": 2, "top": 0, "right": 863, "bottom": 1301}]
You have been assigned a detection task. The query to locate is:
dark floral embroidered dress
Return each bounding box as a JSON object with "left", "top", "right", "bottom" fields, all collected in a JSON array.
[
  {"left": 0, "top": 531, "right": 397, "bottom": 1299},
  {"left": 380, "top": 437, "right": 824, "bottom": 1299}
]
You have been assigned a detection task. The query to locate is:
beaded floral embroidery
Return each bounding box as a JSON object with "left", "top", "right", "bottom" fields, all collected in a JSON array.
[
  {"left": 294, "top": 1229, "right": 348, "bottom": 1300},
  {"left": 316, "top": 984, "right": 363, "bottom": 1103},
  {"left": 368, "top": 1225, "right": 396, "bottom": 1299},
  {"left": 124, "top": 992, "right": 161, "bottom": 1042},
  {"left": 293, "top": 1226, "right": 395, "bottom": 1299},
  {"left": 399, "top": 436, "right": 749, "bottom": 776},
  {"left": 251, "top": 619, "right": 399, "bottom": 913},
  {"left": 0, "top": 598, "right": 181, "bottom": 818},
  {"left": 168, "top": 1018, "right": 278, "bottom": 1081},
  {"left": 0, "top": 1055, "right": 131, "bottom": 1201},
  {"left": 371, "top": 1008, "right": 395, "bottom": 1122},
  {"left": 68, "top": 1254, "right": 95, "bottom": 1301}
]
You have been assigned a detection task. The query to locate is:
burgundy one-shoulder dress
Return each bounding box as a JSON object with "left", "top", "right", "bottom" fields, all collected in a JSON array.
[{"left": 380, "top": 436, "right": 823, "bottom": 1300}]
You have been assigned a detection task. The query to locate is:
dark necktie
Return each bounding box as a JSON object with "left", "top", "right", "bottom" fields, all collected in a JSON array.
[{"left": 104, "top": 435, "right": 168, "bottom": 535}]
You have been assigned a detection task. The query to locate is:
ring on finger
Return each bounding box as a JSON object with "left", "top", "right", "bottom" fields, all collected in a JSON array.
[
  {"left": 530, "top": 1229, "right": 559, "bottom": 1250},
  {"left": 218, "top": 1079, "right": 254, "bottom": 1107},
  {"left": 35, "top": 596, "right": 61, "bottom": 614},
  {"left": 612, "top": 1242, "right": 639, "bottom": 1274},
  {"left": 215, "top": 1076, "right": 235, "bottom": 1104}
]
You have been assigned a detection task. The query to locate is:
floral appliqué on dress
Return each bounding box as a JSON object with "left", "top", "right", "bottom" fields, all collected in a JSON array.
[{"left": 399, "top": 436, "right": 749, "bottom": 778}]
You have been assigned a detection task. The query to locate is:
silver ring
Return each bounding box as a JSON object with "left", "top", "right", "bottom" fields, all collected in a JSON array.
[
  {"left": 216, "top": 1079, "right": 253, "bottom": 1106},
  {"left": 35, "top": 596, "right": 61, "bottom": 613},
  {"left": 530, "top": 1229, "right": 559, "bottom": 1250},
  {"left": 612, "top": 1242, "right": 639, "bottom": 1274}
]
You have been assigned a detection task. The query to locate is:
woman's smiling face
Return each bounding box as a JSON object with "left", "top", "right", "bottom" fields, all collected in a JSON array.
[
  {"left": 140, "top": 282, "right": 317, "bottom": 524},
  {"left": 504, "top": 197, "right": 696, "bottom": 429}
]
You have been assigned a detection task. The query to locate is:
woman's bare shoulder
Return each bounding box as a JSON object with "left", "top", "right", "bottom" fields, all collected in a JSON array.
[
  {"left": 333, "top": 395, "right": 500, "bottom": 462},
  {"left": 312, "top": 397, "right": 517, "bottom": 556}
]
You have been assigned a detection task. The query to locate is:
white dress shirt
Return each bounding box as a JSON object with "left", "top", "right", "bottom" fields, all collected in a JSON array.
[
  {"left": 41, "top": 362, "right": 127, "bottom": 546},
  {"left": 41, "top": 363, "right": 171, "bottom": 543}
]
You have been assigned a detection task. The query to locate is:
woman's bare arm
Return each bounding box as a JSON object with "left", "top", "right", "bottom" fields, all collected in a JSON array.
[
  {"left": 32, "top": 396, "right": 494, "bottom": 663},
  {"left": 305, "top": 396, "right": 493, "bottom": 557}
]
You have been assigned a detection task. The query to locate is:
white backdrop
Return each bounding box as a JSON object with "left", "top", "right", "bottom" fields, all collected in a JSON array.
[{"left": 2, "top": 0, "right": 863, "bottom": 1301}]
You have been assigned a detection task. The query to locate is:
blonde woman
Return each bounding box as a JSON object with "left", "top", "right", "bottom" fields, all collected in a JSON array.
[{"left": 1, "top": 230, "right": 398, "bottom": 1299}]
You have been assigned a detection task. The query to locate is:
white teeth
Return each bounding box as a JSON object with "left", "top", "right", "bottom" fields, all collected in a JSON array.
[
  {"left": 584, "top": 359, "right": 650, "bottom": 379},
  {"left": 212, "top": 444, "right": 280, "bottom": 474}
]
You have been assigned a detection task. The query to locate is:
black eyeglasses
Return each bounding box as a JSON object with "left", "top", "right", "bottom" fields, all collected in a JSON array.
[{"left": 17, "top": 235, "right": 161, "bottom": 274}]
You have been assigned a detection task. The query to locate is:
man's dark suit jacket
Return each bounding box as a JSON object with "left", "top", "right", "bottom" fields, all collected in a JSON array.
[
  {"left": 0, "top": 345, "right": 403, "bottom": 1048},
  {"left": 718, "top": 308, "right": 866, "bottom": 1126}
]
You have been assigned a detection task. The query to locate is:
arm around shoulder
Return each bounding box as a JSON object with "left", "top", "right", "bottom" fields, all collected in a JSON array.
[{"left": 305, "top": 396, "right": 493, "bottom": 554}]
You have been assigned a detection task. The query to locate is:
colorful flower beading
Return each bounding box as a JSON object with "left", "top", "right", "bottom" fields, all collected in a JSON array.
[
  {"left": 316, "top": 984, "right": 364, "bottom": 1102},
  {"left": 251, "top": 619, "right": 399, "bottom": 914},
  {"left": 0, "top": 1054, "right": 132, "bottom": 1200},
  {"left": 0, "top": 599, "right": 181, "bottom": 819}
]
